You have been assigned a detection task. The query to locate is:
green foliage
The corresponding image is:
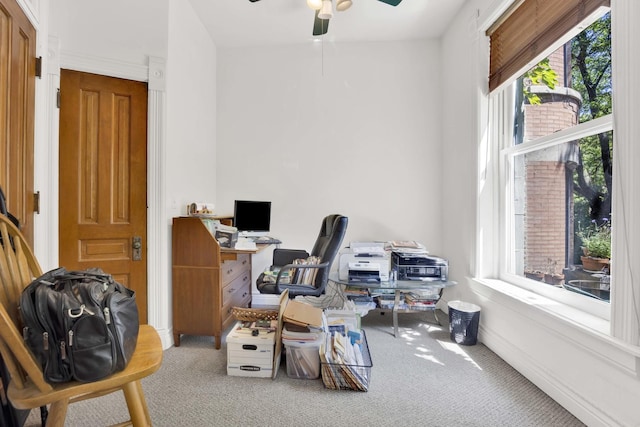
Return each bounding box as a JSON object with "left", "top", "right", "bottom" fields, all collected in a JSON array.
[
  {"left": 577, "top": 219, "right": 611, "bottom": 259},
  {"left": 571, "top": 13, "right": 612, "bottom": 122},
  {"left": 523, "top": 58, "right": 559, "bottom": 104},
  {"left": 570, "top": 12, "right": 612, "bottom": 258}
]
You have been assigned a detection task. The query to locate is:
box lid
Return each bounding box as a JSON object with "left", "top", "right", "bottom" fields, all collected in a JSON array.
[{"left": 227, "top": 321, "right": 276, "bottom": 345}]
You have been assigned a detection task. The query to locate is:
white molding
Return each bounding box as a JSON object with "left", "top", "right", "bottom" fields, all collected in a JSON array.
[
  {"left": 610, "top": 0, "right": 640, "bottom": 345},
  {"left": 481, "top": 325, "right": 617, "bottom": 427},
  {"left": 471, "top": 278, "right": 640, "bottom": 426},
  {"left": 148, "top": 56, "right": 167, "bottom": 92},
  {"left": 471, "top": 279, "right": 640, "bottom": 362},
  {"left": 146, "top": 87, "right": 171, "bottom": 348},
  {"left": 59, "top": 51, "right": 148, "bottom": 82},
  {"left": 37, "top": 35, "right": 61, "bottom": 271},
  {"left": 16, "top": 0, "right": 40, "bottom": 29},
  {"left": 477, "top": 0, "right": 515, "bottom": 32}
]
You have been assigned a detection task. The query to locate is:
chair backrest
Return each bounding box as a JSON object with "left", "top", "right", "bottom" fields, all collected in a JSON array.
[
  {"left": 309, "top": 214, "right": 348, "bottom": 290},
  {"left": 0, "top": 214, "right": 52, "bottom": 393}
]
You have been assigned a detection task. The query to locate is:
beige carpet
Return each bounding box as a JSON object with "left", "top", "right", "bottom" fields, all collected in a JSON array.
[{"left": 25, "top": 310, "right": 584, "bottom": 427}]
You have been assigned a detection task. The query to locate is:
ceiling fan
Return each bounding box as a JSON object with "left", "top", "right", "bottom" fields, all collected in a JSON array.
[{"left": 248, "top": 0, "right": 403, "bottom": 36}]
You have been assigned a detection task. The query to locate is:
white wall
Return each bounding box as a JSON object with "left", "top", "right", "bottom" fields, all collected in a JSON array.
[
  {"left": 216, "top": 40, "right": 445, "bottom": 254},
  {"left": 166, "top": 0, "right": 218, "bottom": 216},
  {"left": 441, "top": 1, "right": 640, "bottom": 426},
  {"left": 49, "top": 0, "right": 168, "bottom": 66}
]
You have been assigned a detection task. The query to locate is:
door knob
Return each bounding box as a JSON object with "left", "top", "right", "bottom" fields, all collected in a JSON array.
[{"left": 132, "top": 236, "right": 142, "bottom": 261}]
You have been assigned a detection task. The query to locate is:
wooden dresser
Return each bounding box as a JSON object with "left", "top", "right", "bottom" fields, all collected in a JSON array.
[{"left": 171, "top": 216, "right": 252, "bottom": 349}]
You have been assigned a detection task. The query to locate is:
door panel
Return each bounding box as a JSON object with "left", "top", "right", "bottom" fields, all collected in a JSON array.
[
  {"left": 0, "top": 0, "right": 36, "bottom": 244},
  {"left": 59, "top": 70, "right": 148, "bottom": 323}
]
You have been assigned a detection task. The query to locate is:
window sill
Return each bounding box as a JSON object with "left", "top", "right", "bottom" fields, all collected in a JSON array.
[{"left": 470, "top": 278, "right": 640, "bottom": 375}]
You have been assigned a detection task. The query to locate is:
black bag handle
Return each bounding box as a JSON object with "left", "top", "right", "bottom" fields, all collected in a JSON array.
[
  {"left": 0, "top": 186, "right": 20, "bottom": 228},
  {"left": 0, "top": 186, "right": 8, "bottom": 216}
]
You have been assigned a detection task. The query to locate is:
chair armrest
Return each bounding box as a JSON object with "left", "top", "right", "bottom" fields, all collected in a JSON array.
[
  {"left": 274, "top": 262, "right": 329, "bottom": 292},
  {"left": 272, "top": 249, "right": 310, "bottom": 267}
]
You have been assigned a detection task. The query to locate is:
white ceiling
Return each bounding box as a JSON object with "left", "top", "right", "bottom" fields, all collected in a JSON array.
[{"left": 188, "top": 0, "right": 469, "bottom": 48}]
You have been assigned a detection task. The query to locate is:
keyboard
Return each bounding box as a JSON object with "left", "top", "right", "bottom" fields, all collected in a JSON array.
[{"left": 253, "top": 236, "right": 282, "bottom": 245}]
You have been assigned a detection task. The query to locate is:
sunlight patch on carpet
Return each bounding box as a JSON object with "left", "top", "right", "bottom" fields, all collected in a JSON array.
[{"left": 438, "top": 340, "right": 483, "bottom": 370}]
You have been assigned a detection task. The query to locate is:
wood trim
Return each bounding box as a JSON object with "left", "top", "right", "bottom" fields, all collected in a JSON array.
[{"left": 0, "top": 0, "right": 37, "bottom": 245}]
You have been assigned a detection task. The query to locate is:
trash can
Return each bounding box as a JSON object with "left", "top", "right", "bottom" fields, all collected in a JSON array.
[{"left": 448, "top": 300, "right": 481, "bottom": 345}]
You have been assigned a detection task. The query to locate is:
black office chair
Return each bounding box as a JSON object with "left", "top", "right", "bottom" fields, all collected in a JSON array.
[{"left": 256, "top": 214, "right": 348, "bottom": 298}]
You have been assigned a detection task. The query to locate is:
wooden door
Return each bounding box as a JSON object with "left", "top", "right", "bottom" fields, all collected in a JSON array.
[
  {"left": 59, "top": 70, "right": 148, "bottom": 323},
  {"left": 0, "top": 0, "right": 36, "bottom": 244}
]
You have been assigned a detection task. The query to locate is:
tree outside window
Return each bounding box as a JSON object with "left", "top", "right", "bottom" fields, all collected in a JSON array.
[{"left": 512, "top": 12, "right": 612, "bottom": 300}]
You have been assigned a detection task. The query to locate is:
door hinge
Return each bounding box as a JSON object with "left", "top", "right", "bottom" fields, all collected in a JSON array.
[
  {"left": 33, "top": 191, "right": 40, "bottom": 214},
  {"left": 56, "top": 89, "right": 61, "bottom": 109},
  {"left": 35, "top": 56, "right": 42, "bottom": 78}
]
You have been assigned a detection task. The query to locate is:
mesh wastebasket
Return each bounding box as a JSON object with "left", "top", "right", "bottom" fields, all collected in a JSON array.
[{"left": 448, "top": 300, "right": 481, "bottom": 345}]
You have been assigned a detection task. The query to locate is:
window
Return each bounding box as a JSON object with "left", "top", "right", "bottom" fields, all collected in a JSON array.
[{"left": 486, "top": 2, "right": 613, "bottom": 317}]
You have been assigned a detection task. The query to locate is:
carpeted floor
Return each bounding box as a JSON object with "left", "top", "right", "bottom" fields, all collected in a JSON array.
[{"left": 25, "top": 309, "right": 585, "bottom": 426}]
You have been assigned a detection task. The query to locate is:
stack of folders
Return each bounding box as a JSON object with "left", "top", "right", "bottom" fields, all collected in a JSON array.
[
  {"left": 404, "top": 289, "right": 440, "bottom": 311},
  {"left": 320, "top": 329, "right": 369, "bottom": 391}
]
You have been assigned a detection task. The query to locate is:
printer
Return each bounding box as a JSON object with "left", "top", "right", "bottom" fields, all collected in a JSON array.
[
  {"left": 339, "top": 242, "right": 390, "bottom": 282},
  {"left": 347, "top": 261, "right": 383, "bottom": 283},
  {"left": 391, "top": 251, "right": 448, "bottom": 281}
]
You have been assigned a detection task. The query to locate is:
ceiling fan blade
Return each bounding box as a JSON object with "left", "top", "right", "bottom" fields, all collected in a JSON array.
[
  {"left": 377, "top": 0, "right": 402, "bottom": 5},
  {"left": 312, "top": 10, "right": 329, "bottom": 36}
]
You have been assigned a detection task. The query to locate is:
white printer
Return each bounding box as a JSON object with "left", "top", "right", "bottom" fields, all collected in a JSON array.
[{"left": 339, "top": 242, "right": 390, "bottom": 282}]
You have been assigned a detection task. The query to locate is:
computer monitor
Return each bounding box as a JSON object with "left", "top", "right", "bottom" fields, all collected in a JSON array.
[{"left": 233, "top": 200, "right": 271, "bottom": 237}]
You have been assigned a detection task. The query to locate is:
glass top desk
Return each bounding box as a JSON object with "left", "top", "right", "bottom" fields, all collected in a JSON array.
[{"left": 329, "top": 272, "right": 457, "bottom": 337}]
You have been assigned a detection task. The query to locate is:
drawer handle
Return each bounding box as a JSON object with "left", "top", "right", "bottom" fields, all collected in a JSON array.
[
  {"left": 227, "top": 268, "right": 233, "bottom": 274},
  {"left": 242, "top": 260, "right": 248, "bottom": 265},
  {"left": 228, "top": 287, "right": 236, "bottom": 293},
  {"left": 243, "top": 292, "right": 248, "bottom": 298},
  {"left": 243, "top": 276, "right": 248, "bottom": 282},
  {"left": 242, "top": 344, "right": 257, "bottom": 350}
]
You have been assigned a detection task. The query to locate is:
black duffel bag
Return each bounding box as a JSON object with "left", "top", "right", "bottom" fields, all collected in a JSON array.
[{"left": 19, "top": 267, "right": 139, "bottom": 384}]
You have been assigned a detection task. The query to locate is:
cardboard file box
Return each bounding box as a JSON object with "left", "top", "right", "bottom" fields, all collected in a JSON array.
[{"left": 226, "top": 321, "right": 275, "bottom": 378}]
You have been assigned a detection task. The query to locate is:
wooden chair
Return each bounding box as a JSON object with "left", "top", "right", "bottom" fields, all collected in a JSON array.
[{"left": 0, "top": 214, "right": 163, "bottom": 426}]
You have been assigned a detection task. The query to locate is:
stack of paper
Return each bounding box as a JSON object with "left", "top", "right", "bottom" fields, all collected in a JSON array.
[
  {"left": 320, "top": 329, "right": 369, "bottom": 391},
  {"left": 387, "top": 240, "right": 428, "bottom": 254}
]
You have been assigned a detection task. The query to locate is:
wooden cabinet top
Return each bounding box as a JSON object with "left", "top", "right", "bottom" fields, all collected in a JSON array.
[{"left": 172, "top": 216, "right": 274, "bottom": 264}]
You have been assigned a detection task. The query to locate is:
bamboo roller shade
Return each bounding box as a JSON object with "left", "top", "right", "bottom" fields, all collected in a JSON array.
[{"left": 487, "top": 0, "right": 610, "bottom": 92}]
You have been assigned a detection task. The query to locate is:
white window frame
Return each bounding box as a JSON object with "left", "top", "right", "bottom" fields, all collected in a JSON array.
[
  {"left": 477, "top": 1, "right": 640, "bottom": 344},
  {"left": 495, "top": 82, "right": 613, "bottom": 319}
]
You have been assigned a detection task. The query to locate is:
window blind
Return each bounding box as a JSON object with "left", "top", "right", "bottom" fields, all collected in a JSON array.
[{"left": 487, "top": 0, "right": 610, "bottom": 92}]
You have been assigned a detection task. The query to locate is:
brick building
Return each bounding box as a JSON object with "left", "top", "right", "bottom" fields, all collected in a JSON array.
[{"left": 517, "top": 47, "right": 582, "bottom": 277}]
